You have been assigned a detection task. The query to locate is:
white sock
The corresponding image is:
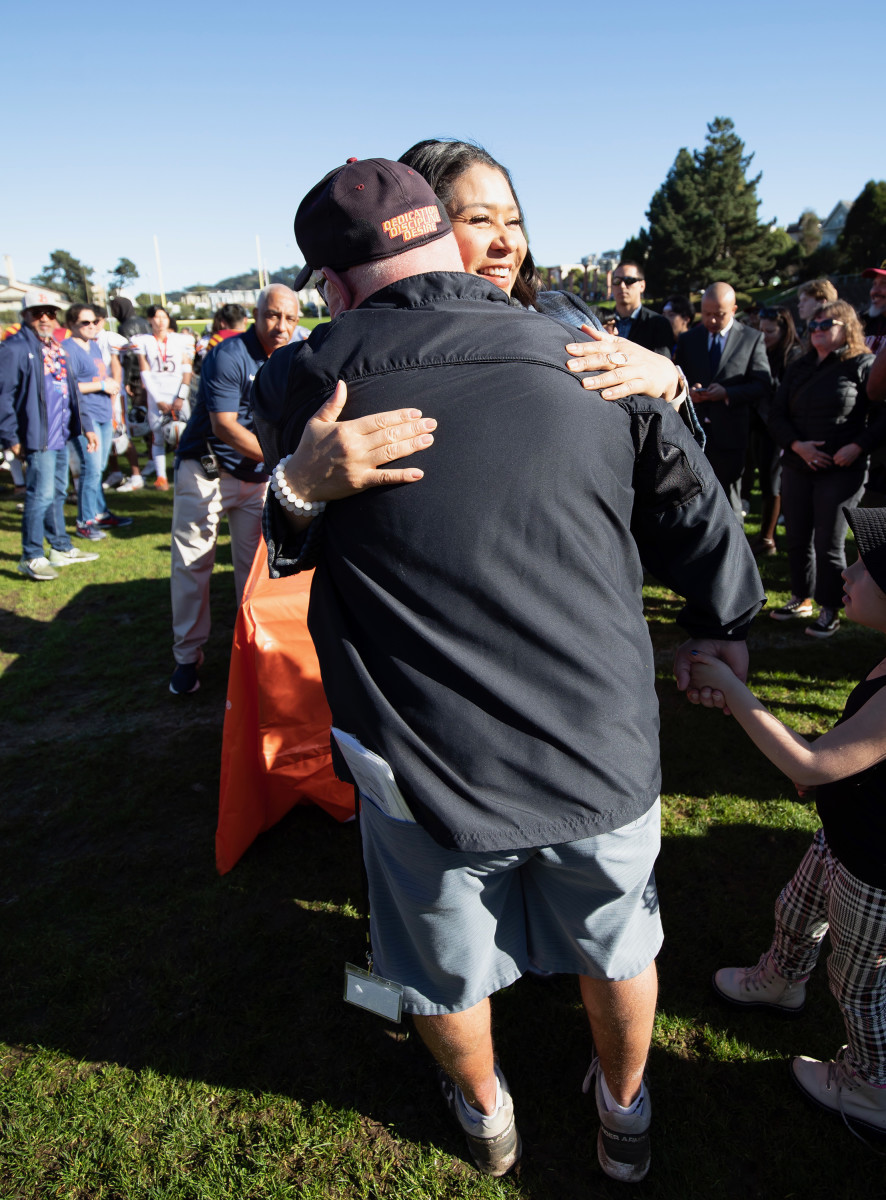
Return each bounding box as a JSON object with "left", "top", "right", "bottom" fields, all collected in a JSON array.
[
  {"left": 152, "top": 449, "right": 167, "bottom": 480},
  {"left": 600, "top": 1072, "right": 645, "bottom": 1116},
  {"left": 458, "top": 1075, "right": 503, "bottom": 1124}
]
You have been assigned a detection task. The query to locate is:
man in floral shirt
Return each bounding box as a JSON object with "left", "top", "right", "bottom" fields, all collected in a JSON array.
[{"left": 0, "top": 291, "right": 99, "bottom": 580}]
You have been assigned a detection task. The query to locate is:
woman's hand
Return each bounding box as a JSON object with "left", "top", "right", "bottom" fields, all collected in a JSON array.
[
  {"left": 565, "top": 325, "right": 680, "bottom": 404},
  {"left": 791, "top": 439, "right": 833, "bottom": 470},
  {"left": 833, "top": 442, "right": 862, "bottom": 468},
  {"left": 284, "top": 381, "right": 436, "bottom": 503}
]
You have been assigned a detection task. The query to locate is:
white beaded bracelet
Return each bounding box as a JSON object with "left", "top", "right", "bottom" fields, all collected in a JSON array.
[{"left": 271, "top": 454, "right": 326, "bottom": 517}]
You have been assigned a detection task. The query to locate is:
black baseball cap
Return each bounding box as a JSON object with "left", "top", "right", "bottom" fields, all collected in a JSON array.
[
  {"left": 292, "top": 158, "right": 452, "bottom": 291},
  {"left": 845, "top": 507, "right": 886, "bottom": 593}
]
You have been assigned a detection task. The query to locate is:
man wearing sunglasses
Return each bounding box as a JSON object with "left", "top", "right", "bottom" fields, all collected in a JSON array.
[
  {"left": 610, "top": 262, "right": 674, "bottom": 359},
  {"left": 0, "top": 291, "right": 99, "bottom": 580}
]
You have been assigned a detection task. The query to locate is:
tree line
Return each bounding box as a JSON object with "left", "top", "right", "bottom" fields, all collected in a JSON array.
[{"left": 619, "top": 117, "right": 885, "bottom": 296}]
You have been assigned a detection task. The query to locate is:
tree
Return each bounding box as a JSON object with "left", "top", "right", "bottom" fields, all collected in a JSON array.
[
  {"left": 620, "top": 230, "right": 650, "bottom": 274},
  {"left": 641, "top": 147, "right": 711, "bottom": 295},
  {"left": 797, "top": 210, "right": 821, "bottom": 257},
  {"left": 33, "top": 250, "right": 95, "bottom": 303},
  {"left": 766, "top": 226, "right": 801, "bottom": 285},
  {"left": 838, "top": 180, "right": 886, "bottom": 271},
  {"left": 626, "top": 119, "right": 776, "bottom": 295},
  {"left": 691, "top": 118, "right": 775, "bottom": 290},
  {"left": 109, "top": 256, "right": 139, "bottom": 292}
]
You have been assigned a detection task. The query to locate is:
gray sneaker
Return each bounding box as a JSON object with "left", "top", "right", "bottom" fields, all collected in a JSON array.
[
  {"left": 713, "top": 952, "right": 806, "bottom": 1015},
  {"left": 17, "top": 556, "right": 58, "bottom": 581},
  {"left": 438, "top": 1064, "right": 521, "bottom": 1177},
  {"left": 48, "top": 546, "right": 100, "bottom": 566},
  {"left": 792, "top": 1048, "right": 886, "bottom": 1136},
  {"left": 583, "top": 1056, "right": 651, "bottom": 1182}
]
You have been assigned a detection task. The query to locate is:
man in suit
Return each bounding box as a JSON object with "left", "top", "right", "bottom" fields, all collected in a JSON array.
[
  {"left": 675, "top": 282, "right": 771, "bottom": 520},
  {"left": 611, "top": 262, "right": 674, "bottom": 358}
]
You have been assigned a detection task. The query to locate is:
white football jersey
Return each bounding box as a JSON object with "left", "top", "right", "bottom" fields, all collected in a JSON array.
[{"left": 132, "top": 332, "right": 193, "bottom": 375}]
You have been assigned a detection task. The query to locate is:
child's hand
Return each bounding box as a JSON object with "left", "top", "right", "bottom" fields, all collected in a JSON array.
[{"left": 688, "top": 651, "right": 737, "bottom": 708}]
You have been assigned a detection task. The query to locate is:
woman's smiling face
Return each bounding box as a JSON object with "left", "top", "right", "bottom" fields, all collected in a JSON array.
[{"left": 446, "top": 163, "right": 528, "bottom": 297}]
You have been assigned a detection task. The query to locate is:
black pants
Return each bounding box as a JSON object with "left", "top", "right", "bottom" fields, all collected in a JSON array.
[{"left": 780, "top": 464, "right": 867, "bottom": 609}]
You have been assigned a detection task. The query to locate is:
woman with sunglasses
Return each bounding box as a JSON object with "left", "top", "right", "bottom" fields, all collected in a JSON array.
[
  {"left": 746, "top": 307, "right": 802, "bottom": 555},
  {"left": 65, "top": 304, "right": 126, "bottom": 541},
  {"left": 768, "top": 300, "right": 881, "bottom": 636}
]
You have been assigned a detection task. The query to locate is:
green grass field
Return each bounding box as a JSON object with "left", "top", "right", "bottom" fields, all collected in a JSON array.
[{"left": 1, "top": 470, "right": 883, "bottom": 1198}]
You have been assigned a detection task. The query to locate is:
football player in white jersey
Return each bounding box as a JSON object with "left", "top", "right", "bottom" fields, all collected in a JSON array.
[{"left": 132, "top": 305, "right": 193, "bottom": 489}]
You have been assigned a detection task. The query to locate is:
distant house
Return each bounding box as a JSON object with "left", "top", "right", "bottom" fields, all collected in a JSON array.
[
  {"left": 0, "top": 269, "right": 67, "bottom": 313},
  {"left": 820, "top": 201, "right": 852, "bottom": 247},
  {"left": 786, "top": 201, "right": 853, "bottom": 248}
]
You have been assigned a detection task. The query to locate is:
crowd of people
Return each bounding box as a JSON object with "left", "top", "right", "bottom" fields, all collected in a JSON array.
[{"left": 2, "top": 140, "right": 886, "bottom": 1183}]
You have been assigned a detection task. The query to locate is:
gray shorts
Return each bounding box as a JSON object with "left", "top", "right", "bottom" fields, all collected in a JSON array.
[{"left": 359, "top": 795, "right": 663, "bottom": 1016}]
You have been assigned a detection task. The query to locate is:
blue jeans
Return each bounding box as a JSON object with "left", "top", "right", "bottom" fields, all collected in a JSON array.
[
  {"left": 74, "top": 421, "right": 112, "bottom": 524},
  {"left": 22, "top": 447, "right": 73, "bottom": 559}
]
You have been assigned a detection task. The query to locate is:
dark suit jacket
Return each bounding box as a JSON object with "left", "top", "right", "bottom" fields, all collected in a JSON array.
[
  {"left": 623, "top": 305, "right": 674, "bottom": 358},
  {"left": 675, "top": 322, "right": 771, "bottom": 454}
]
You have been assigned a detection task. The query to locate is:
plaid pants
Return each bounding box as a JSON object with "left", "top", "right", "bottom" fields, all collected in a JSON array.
[{"left": 770, "top": 827, "right": 886, "bottom": 1086}]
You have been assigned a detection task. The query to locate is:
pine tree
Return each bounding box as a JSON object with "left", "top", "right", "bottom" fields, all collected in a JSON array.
[
  {"left": 110, "top": 257, "right": 139, "bottom": 292},
  {"left": 838, "top": 180, "right": 886, "bottom": 271},
  {"left": 691, "top": 117, "right": 775, "bottom": 291},
  {"left": 33, "top": 250, "right": 94, "bottom": 303},
  {"left": 643, "top": 147, "right": 713, "bottom": 295},
  {"left": 629, "top": 119, "right": 776, "bottom": 295}
]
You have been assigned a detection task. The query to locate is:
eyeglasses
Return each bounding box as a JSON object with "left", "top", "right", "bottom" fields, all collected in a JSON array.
[
  {"left": 611, "top": 276, "right": 642, "bottom": 287},
  {"left": 28, "top": 306, "right": 58, "bottom": 318},
  {"left": 808, "top": 318, "right": 844, "bottom": 332},
  {"left": 76, "top": 318, "right": 100, "bottom": 327},
  {"left": 313, "top": 273, "right": 328, "bottom": 302}
]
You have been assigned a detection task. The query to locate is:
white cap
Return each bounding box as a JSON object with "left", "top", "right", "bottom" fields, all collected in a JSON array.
[{"left": 21, "top": 288, "right": 64, "bottom": 312}]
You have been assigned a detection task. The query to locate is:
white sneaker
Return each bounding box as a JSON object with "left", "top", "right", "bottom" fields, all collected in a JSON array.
[
  {"left": 583, "top": 1057, "right": 651, "bottom": 1182},
  {"left": 438, "top": 1064, "right": 521, "bottom": 1177},
  {"left": 102, "top": 470, "right": 124, "bottom": 490},
  {"left": 792, "top": 1048, "right": 886, "bottom": 1135},
  {"left": 116, "top": 474, "right": 145, "bottom": 492},
  {"left": 17, "top": 556, "right": 58, "bottom": 581},
  {"left": 48, "top": 546, "right": 100, "bottom": 566},
  {"left": 712, "top": 952, "right": 806, "bottom": 1014}
]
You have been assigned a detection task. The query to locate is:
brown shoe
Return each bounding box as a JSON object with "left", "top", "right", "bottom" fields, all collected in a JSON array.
[{"left": 153, "top": 477, "right": 170, "bottom": 491}]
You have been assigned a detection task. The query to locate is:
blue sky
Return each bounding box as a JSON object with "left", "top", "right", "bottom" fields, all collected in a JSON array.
[{"left": 3, "top": 0, "right": 880, "bottom": 295}]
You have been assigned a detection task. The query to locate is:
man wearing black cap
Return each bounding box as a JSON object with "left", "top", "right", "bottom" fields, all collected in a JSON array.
[
  {"left": 0, "top": 290, "right": 100, "bottom": 580},
  {"left": 254, "top": 158, "right": 765, "bottom": 1182}
]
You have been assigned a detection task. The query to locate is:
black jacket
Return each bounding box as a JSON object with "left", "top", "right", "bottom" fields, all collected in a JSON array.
[
  {"left": 675, "top": 321, "right": 771, "bottom": 454},
  {"left": 768, "top": 350, "right": 880, "bottom": 472},
  {"left": 622, "top": 305, "right": 674, "bottom": 358},
  {"left": 254, "top": 273, "right": 764, "bottom": 852}
]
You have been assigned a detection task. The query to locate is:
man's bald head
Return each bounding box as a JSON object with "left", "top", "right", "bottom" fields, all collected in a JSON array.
[
  {"left": 254, "top": 285, "right": 300, "bottom": 356},
  {"left": 701, "top": 282, "right": 737, "bottom": 335}
]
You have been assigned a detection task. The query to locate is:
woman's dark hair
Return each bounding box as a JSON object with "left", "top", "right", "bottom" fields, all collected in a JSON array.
[
  {"left": 663, "top": 294, "right": 694, "bottom": 324},
  {"left": 760, "top": 305, "right": 800, "bottom": 376},
  {"left": 66, "top": 303, "right": 96, "bottom": 329},
  {"left": 146, "top": 305, "right": 169, "bottom": 320},
  {"left": 398, "top": 139, "right": 541, "bottom": 308}
]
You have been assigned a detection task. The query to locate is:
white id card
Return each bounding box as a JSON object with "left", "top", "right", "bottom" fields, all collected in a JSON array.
[
  {"left": 331, "top": 728, "right": 416, "bottom": 822},
  {"left": 344, "top": 963, "right": 403, "bottom": 1023}
]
